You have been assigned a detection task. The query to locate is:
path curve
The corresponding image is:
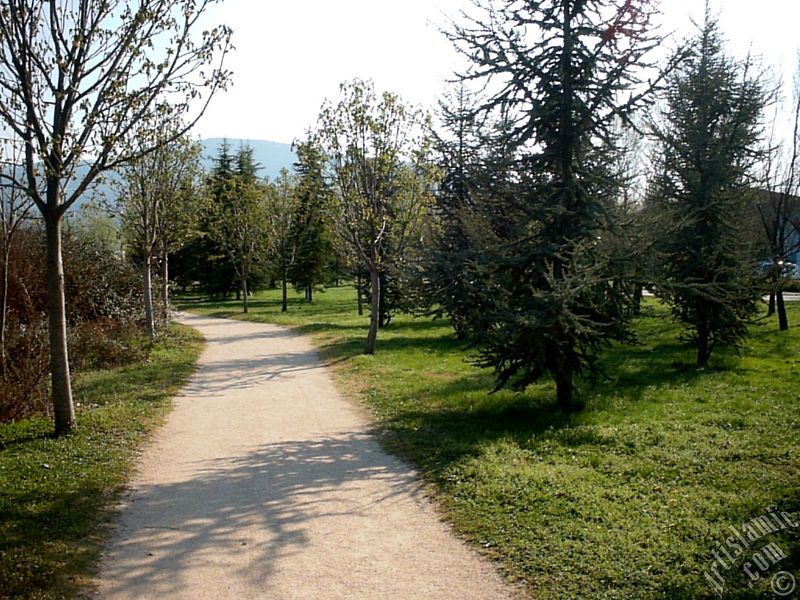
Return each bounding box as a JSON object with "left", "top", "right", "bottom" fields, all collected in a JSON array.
[{"left": 94, "top": 313, "right": 515, "bottom": 599}]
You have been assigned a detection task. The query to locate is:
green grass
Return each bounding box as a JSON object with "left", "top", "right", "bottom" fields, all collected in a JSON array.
[
  {"left": 179, "top": 288, "right": 800, "bottom": 598},
  {"left": 0, "top": 324, "right": 203, "bottom": 600}
]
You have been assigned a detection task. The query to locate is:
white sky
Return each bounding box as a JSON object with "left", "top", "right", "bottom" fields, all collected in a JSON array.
[{"left": 194, "top": 0, "right": 800, "bottom": 144}]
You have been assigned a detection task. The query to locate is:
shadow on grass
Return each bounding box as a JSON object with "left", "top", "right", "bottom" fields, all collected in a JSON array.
[
  {"left": 372, "top": 374, "right": 579, "bottom": 480},
  {"left": 0, "top": 485, "right": 111, "bottom": 597}
]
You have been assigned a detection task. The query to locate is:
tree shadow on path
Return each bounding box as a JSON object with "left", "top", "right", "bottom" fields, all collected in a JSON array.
[{"left": 98, "top": 432, "right": 420, "bottom": 597}]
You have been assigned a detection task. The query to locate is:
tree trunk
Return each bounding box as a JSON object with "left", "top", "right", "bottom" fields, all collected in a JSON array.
[
  {"left": 281, "top": 271, "right": 288, "bottom": 312},
  {"left": 697, "top": 320, "right": 710, "bottom": 368},
  {"left": 632, "top": 283, "right": 642, "bottom": 316},
  {"left": 306, "top": 283, "right": 313, "bottom": 303},
  {"left": 378, "top": 271, "right": 388, "bottom": 328},
  {"left": 555, "top": 369, "right": 574, "bottom": 412},
  {"left": 44, "top": 211, "right": 75, "bottom": 437},
  {"left": 142, "top": 253, "right": 156, "bottom": 340},
  {"left": 241, "top": 277, "right": 249, "bottom": 313},
  {"left": 356, "top": 273, "right": 363, "bottom": 316},
  {"left": 364, "top": 268, "right": 380, "bottom": 354},
  {"left": 776, "top": 289, "right": 788, "bottom": 331},
  {"left": 161, "top": 252, "right": 170, "bottom": 324},
  {"left": 0, "top": 247, "right": 9, "bottom": 375}
]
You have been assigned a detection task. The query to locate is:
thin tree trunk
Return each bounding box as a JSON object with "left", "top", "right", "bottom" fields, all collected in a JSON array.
[
  {"left": 697, "top": 320, "right": 710, "bottom": 368},
  {"left": 365, "top": 268, "right": 380, "bottom": 355},
  {"left": 632, "top": 283, "right": 642, "bottom": 316},
  {"left": 242, "top": 276, "right": 249, "bottom": 313},
  {"left": 356, "top": 273, "right": 363, "bottom": 316},
  {"left": 555, "top": 369, "right": 574, "bottom": 413},
  {"left": 777, "top": 289, "right": 789, "bottom": 331},
  {"left": 0, "top": 247, "right": 9, "bottom": 375},
  {"left": 281, "top": 270, "right": 288, "bottom": 312},
  {"left": 142, "top": 253, "right": 156, "bottom": 340},
  {"left": 306, "top": 283, "right": 313, "bottom": 303},
  {"left": 161, "top": 252, "right": 170, "bottom": 324},
  {"left": 45, "top": 211, "right": 75, "bottom": 437}
]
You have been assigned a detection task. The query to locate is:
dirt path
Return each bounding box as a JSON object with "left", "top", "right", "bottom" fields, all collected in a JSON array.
[{"left": 94, "top": 313, "right": 515, "bottom": 599}]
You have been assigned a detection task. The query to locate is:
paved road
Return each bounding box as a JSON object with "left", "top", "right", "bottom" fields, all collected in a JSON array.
[{"left": 93, "top": 313, "right": 514, "bottom": 600}]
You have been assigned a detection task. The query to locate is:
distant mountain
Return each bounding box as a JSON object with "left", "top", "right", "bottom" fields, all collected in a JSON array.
[
  {"left": 200, "top": 138, "right": 297, "bottom": 181},
  {"left": 65, "top": 138, "right": 297, "bottom": 215}
]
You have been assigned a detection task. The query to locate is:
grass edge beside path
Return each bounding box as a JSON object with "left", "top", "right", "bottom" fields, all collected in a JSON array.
[{"left": 0, "top": 323, "right": 204, "bottom": 600}]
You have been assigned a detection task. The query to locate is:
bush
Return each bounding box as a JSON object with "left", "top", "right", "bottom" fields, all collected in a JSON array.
[
  {"left": 0, "top": 317, "right": 49, "bottom": 423},
  {"left": 782, "top": 279, "right": 800, "bottom": 293},
  {"left": 0, "top": 224, "right": 148, "bottom": 424}
]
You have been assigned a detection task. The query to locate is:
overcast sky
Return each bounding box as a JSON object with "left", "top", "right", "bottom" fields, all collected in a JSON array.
[{"left": 194, "top": 0, "right": 800, "bottom": 144}]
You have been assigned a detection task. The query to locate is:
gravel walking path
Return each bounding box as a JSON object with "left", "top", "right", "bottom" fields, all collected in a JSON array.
[{"left": 94, "top": 313, "right": 515, "bottom": 599}]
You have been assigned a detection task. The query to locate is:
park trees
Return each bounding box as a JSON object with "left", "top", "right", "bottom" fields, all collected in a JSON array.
[
  {"left": 0, "top": 0, "right": 231, "bottom": 436},
  {"left": 442, "top": 0, "right": 662, "bottom": 409},
  {"left": 756, "top": 61, "right": 800, "bottom": 331},
  {"left": 206, "top": 145, "right": 269, "bottom": 314},
  {"left": 117, "top": 127, "right": 203, "bottom": 339},
  {"left": 265, "top": 169, "right": 298, "bottom": 312},
  {"left": 649, "top": 10, "right": 767, "bottom": 366},
  {"left": 289, "top": 140, "right": 333, "bottom": 303},
  {"left": 314, "top": 79, "right": 435, "bottom": 354}
]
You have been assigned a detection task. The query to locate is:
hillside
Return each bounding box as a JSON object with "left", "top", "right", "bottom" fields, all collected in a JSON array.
[
  {"left": 201, "top": 138, "right": 296, "bottom": 180},
  {"left": 65, "top": 138, "right": 296, "bottom": 215}
]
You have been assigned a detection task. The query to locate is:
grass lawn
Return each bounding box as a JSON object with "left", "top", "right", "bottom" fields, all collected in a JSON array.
[
  {"left": 179, "top": 287, "right": 800, "bottom": 599},
  {"left": 0, "top": 324, "right": 203, "bottom": 599}
]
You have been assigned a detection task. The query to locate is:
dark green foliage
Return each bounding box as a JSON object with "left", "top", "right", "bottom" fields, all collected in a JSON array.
[
  {"left": 443, "top": 0, "right": 660, "bottom": 408},
  {"left": 176, "top": 142, "right": 269, "bottom": 297},
  {"left": 174, "top": 141, "right": 239, "bottom": 296},
  {"left": 288, "top": 141, "right": 334, "bottom": 301},
  {"left": 424, "top": 86, "right": 491, "bottom": 337},
  {"left": 649, "top": 12, "right": 766, "bottom": 367}
]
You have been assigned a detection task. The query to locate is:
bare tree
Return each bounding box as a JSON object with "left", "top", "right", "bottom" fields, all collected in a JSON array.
[
  {"left": 154, "top": 150, "right": 203, "bottom": 323},
  {"left": 757, "top": 65, "right": 800, "bottom": 331},
  {"left": 315, "top": 79, "right": 435, "bottom": 354},
  {"left": 117, "top": 125, "right": 202, "bottom": 339},
  {"left": 265, "top": 169, "right": 298, "bottom": 313},
  {"left": 0, "top": 0, "right": 231, "bottom": 436}
]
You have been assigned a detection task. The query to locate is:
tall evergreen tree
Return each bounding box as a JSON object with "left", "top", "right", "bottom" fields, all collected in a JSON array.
[
  {"left": 289, "top": 140, "right": 333, "bottom": 302},
  {"left": 206, "top": 146, "right": 269, "bottom": 314},
  {"left": 445, "top": 0, "right": 662, "bottom": 409},
  {"left": 649, "top": 9, "right": 767, "bottom": 367},
  {"left": 424, "top": 85, "right": 485, "bottom": 337},
  {"left": 175, "top": 141, "right": 239, "bottom": 296}
]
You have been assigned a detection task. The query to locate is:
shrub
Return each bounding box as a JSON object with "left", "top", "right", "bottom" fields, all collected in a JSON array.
[{"left": 0, "top": 225, "right": 148, "bottom": 423}]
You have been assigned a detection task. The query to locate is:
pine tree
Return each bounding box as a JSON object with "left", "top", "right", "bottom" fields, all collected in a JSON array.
[
  {"left": 424, "top": 85, "right": 486, "bottom": 337},
  {"left": 289, "top": 140, "right": 333, "bottom": 303},
  {"left": 649, "top": 9, "right": 767, "bottom": 367},
  {"left": 175, "top": 141, "right": 239, "bottom": 297},
  {"left": 445, "top": 0, "right": 661, "bottom": 409}
]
